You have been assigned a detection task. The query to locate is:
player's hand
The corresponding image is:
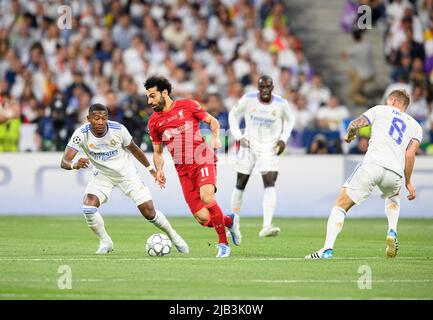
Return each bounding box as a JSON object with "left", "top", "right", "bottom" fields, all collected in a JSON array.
[
  {"left": 150, "top": 169, "right": 157, "bottom": 180},
  {"left": 211, "top": 137, "right": 222, "bottom": 149},
  {"left": 156, "top": 170, "right": 166, "bottom": 189},
  {"left": 275, "top": 140, "right": 286, "bottom": 155},
  {"left": 74, "top": 158, "right": 90, "bottom": 170},
  {"left": 406, "top": 182, "right": 416, "bottom": 200},
  {"left": 343, "top": 133, "right": 356, "bottom": 143},
  {"left": 239, "top": 137, "right": 249, "bottom": 148}
]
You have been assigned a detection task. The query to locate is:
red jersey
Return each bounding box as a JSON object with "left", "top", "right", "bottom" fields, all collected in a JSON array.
[{"left": 147, "top": 99, "right": 217, "bottom": 174}]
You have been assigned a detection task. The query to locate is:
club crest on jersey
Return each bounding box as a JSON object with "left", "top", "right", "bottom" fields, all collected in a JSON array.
[
  {"left": 88, "top": 143, "right": 95, "bottom": 149},
  {"left": 178, "top": 109, "right": 184, "bottom": 119},
  {"left": 272, "top": 110, "right": 276, "bottom": 117},
  {"left": 110, "top": 139, "right": 117, "bottom": 146}
]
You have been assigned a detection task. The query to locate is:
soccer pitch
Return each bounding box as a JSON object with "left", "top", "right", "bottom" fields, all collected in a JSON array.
[{"left": 0, "top": 216, "right": 432, "bottom": 300}]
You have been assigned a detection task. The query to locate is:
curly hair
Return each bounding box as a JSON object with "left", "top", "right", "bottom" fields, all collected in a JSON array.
[{"left": 144, "top": 76, "right": 172, "bottom": 95}]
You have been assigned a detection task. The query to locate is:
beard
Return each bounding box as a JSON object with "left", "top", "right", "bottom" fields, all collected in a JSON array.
[{"left": 151, "top": 98, "right": 165, "bottom": 112}]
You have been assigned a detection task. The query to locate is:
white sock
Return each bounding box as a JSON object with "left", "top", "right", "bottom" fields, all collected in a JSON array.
[
  {"left": 230, "top": 188, "right": 244, "bottom": 214},
  {"left": 149, "top": 210, "right": 176, "bottom": 238},
  {"left": 263, "top": 187, "right": 276, "bottom": 228},
  {"left": 82, "top": 206, "right": 111, "bottom": 243},
  {"left": 385, "top": 195, "right": 400, "bottom": 233},
  {"left": 324, "top": 207, "right": 346, "bottom": 250}
]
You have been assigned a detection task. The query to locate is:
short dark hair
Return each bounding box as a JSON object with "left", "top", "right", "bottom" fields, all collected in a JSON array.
[
  {"left": 144, "top": 76, "right": 172, "bottom": 95},
  {"left": 88, "top": 103, "right": 108, "bottom": 114}
]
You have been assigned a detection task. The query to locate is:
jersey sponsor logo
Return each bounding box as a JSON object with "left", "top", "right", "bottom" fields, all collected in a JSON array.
[
  {"left": 158, "top": 120, "right": 166, "bottom": 126},
  {"left": 89, "top": 149, "right": 118, "bottom": 161},
  {"left": 250, "top": 115, "right": 274, "bottom": 128},
  {"left": 72, "top": 136, "right": 81, "bottom": 144},
  {"left": 161, "top": 123, "right": 192, "bottom": 141}
]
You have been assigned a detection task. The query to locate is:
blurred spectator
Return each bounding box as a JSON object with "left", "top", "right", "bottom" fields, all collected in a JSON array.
[
  {"left": 163, "top": 17, "right": 190, "bottom": 51},
  {"left": 349, "top": 136, "right": 369, "bottom": 154},
  {"left": 342, "top": 29, "right": 375, "bottom": 106},
  {"left": 308, "top": 134, "right": 329, "bottom": 154},
  {"left": 0, "top": 86, "right": 20, "bottom": 151},
  {"left": 290, "top": 93, "right": 314, "bottom": 147},
  {"left": 112, "top": 10, "right": 139, "bottom": 50},
  {"left": 35, "top": 104, "right": 55, "bottom": 151},
  {"left": 122, "top": 81, "right": 150, "bottom": 150},
  {"left": 224, "top": 81, "right": 245, "bottom": 112},
  {"left": 428, "top": 110, "right": 433, "bottom": 143},
  {"left": 316, "top": 96, "right": 350, "bottom": 131},
  {"left": 301, "top": 73, "right": 331, "bottom": 113},
  {"left": 201, "top": 93, "right": 230, "bottom": 152},
  {"left": 382, "top": 74, "right": 413, "bottom": 102},
  {"left": 106, "top": 90, "right": 123, "bottom": 123},
  {"left": 407, "top": 85, "right": 430, "bottom": 122}
]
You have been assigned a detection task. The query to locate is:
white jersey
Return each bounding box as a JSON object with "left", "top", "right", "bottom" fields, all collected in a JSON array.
[
  {"left": 362, "top": 105, "right": 423, "bottom": 176},
  {"left": 67, "top": 121, "right": 136, "bottom": 178},
  {"left": 229, "top": 91, "right": 295, "bottom": 154}
]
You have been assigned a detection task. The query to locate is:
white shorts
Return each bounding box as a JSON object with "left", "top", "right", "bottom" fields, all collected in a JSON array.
[
  {"left": 343, "top": 163, "right": 402, "bottom": 205},
  {"left": 235, "top": 146, "right": 279, "bottom": 175},
  {"left": 85, "top": 171, "right": 152, "bottom": 206}
]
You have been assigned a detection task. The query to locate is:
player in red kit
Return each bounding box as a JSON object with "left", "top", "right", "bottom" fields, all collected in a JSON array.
[{"left": 145, "top": 76, "right": 241, "bottom": 258}]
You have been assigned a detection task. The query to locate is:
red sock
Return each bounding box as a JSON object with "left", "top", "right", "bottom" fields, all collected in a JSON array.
[
  {"left": 224, "top": 215, "right": 233, "bottom": 227},
  {"left": 205, "top": 200, "right": 228, "bottom": 244},
  {"left": 205, "top": 215, "right": 233, "bottom": 228}
]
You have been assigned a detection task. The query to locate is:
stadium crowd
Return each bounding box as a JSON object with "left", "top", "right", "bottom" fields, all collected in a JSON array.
[
  {"left": 342, "top": 0, "right": 433, "bottom": 154},
  {"left": 0, "top": 0, "right": 432, "bottom": 154}
]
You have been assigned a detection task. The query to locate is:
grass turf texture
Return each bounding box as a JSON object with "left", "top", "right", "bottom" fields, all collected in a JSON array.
[{"left": 0, "top": 216, "right": 432, "bottom": 300}]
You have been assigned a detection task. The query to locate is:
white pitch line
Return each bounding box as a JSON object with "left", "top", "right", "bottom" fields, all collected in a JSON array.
[
  {"left": 253, "top": 279, "right": 433, "bottom": 284},
  {"left": 1, "top": 278, "right": 433, "bottom": 285},
  {"left": 0, "top": 293, "right": 429, "bottom": 300},
  {"left": 0, "top": 256, "right": 431, "bottom": 262}
]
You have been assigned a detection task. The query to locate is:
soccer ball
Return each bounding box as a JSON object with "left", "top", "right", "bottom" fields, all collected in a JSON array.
[{"left": 146, "top": 233, "right": 172, "bottom": 257}]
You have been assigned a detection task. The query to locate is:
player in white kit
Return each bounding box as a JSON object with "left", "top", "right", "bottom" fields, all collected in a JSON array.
[
  {"left": 229, "top": 75, "right": 295, "bottom": 237},
  {"left": 60, "top": 103, "right": 188, "bottom": 254},
  {"left": 306, "top": 90, "right": 422, "bottom": 259}
]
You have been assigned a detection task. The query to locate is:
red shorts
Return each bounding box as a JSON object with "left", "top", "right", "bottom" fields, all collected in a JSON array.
[{"left": 178, "top": 163, "right": 217, "bottom": 215}]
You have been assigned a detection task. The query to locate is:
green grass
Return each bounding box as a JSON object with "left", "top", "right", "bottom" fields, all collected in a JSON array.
[{"left": 0, "top": 216, "right": 432, "bottom": 300}]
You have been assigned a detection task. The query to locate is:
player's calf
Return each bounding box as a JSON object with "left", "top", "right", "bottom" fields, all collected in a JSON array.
[{"left": 82, "top": 205, "right": 113, "bottom": 251}]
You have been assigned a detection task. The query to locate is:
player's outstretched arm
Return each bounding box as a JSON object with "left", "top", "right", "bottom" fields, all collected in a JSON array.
[
  {"left": 344, "top": 115, "right": 370, "bottom": 143},
  {"left": 405, "top": 139, "right": 420, "bottom": 201},
  {"left": 152, "top": 143, "right": 166, "bottom": 188},
  {"left": 203, "top": 114, "right": 221, "bottom": 149},
  {"left": 126, "top": 140, "right": 157, "bottom": 178},
  {"left": 60, "top": 147, "right": 89, "bottom": 170}
]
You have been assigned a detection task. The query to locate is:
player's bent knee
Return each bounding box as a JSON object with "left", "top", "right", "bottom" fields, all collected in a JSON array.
[
  {"left": 385, "top": 195, "right": 400, "bottom": 211},
  {"left": 199, "top": 185, "right": 215, "bottom": 205},
  {"left": 83, "top": 194, "right": 100, "bottom": 207},
  {"left": 194, "top": 209, "right": 210, "bottom": 226},
  {"left": 138, "top": 201, "right": 156, "bottom": 220},
  {"left": 200, "top": 194, "right": 215, "bottom": 205},
  {"left": 335, "top": 188, "right": 355, "bottom": 212}
]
